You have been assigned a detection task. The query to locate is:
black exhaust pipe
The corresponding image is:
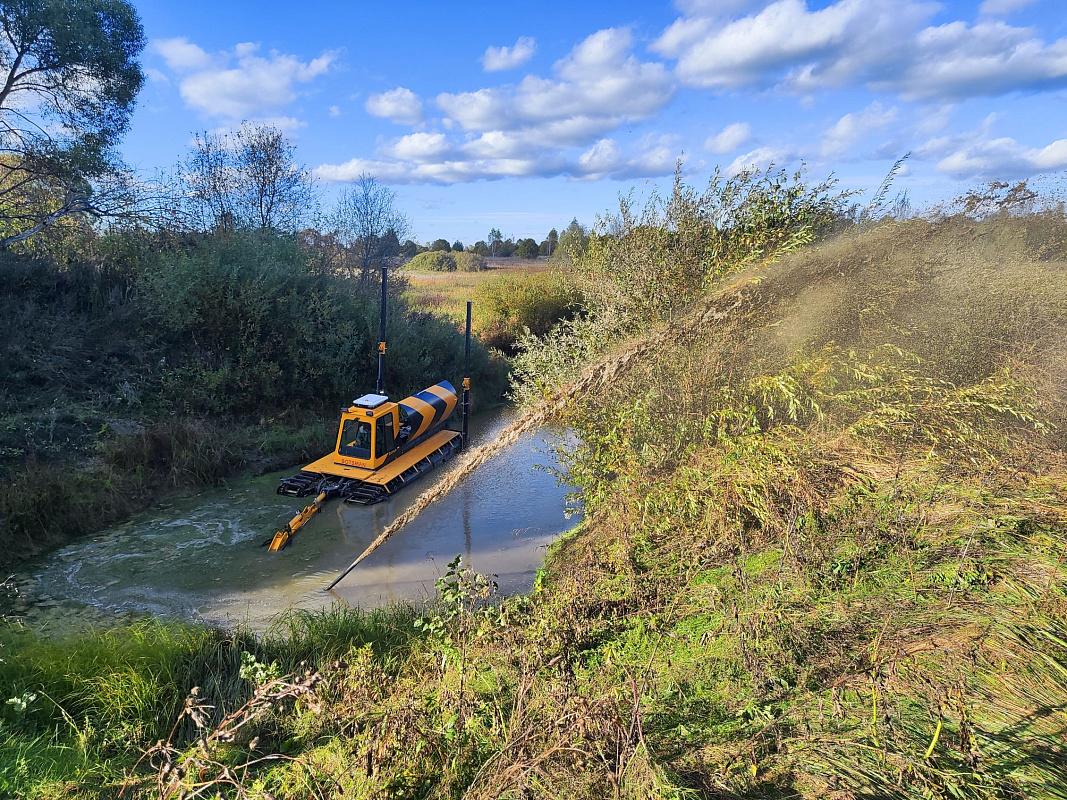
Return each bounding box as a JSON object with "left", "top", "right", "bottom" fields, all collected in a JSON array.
[
  {"left": 462, "top": 300, "right": 471, "bottom": 446},
  {"left": 377, "top": 266, "right": 387, "bottom": 396}
]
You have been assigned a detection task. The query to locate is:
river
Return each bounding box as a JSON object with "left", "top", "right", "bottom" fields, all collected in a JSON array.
[{"left": 12, "top": 410, "right": 575, "bottom": 635}]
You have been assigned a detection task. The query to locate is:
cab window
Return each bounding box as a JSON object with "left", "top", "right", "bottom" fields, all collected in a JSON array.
[
  {"left": 376, "top": 412, "right": 395, "bottom": 457},
  {"left": 338, "top": 418, "right": 372, "bottom": 458}
]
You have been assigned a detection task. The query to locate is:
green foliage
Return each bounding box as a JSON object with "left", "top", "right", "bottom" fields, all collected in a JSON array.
[
  {"left": 452, "top": 251, "right": 485, "bottom": 272},
  {"left": 6, "top": 175, "right": 1067, "bottom": 799},
  {"left": 141, "top": 230, "right": 375, "bottom": 413},
  {"left": 475, "top": 268, "right": 580, "bottom": 353},
  {"left": 516, "top": 237, "right": 539, "bottom": 258},
  {"left": 0, "top": 604, "right": 421, "bottom": 798},
  {"left": 406, "top": 250, "right": 454, "bottom": 271},
  {"left": 578, "top": 165, "right": 849, "bottom": 333},
  {"left": 405, "top": 249, "right": 486, "bottom": 272},
  {"left": 510, "top": 166, "right": 852, "bottom": 406},
  {"left": 0, "top": 227, "right": 508, "bottom": 562},
  {"left": 0, "top": 0, "right": 146, "bottom": 247},
  {"left": 414, "top": 555, "right": 498, "bottom": 639}
]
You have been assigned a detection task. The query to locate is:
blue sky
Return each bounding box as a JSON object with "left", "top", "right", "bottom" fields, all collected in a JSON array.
[{"left": 124, "top": 0, "right": 1067, "bottom": 245}]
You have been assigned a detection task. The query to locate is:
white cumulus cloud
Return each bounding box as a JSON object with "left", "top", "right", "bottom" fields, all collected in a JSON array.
[
  {"left": 438, "top": 28, "right": 673, "bottom": 143},
  {"left": 705, "top": 122, "right": 752, "bottom": 153},
  {"left": 320, "top": 26, "right": 681, "bottom": 184},
  {"left": 386, "top": 132, "right": 452, "bottom": 162},
  {"left": 482, "top": 36, "right": 537, "bottom": 72},
  {"left": 154, "top": 38, "right": 336, "bottom": 121},
  {"left": 921, "top": 130, "right": 1067, "bottom": 179},
  {"left": 654, "top": 0, "right": 1067, "bottom": 101},
  {"left": 876, "top": 20, "right": 1067, "bottom": 100},
  {"left": 820, "top": 102, "right": 897, "bottom": 157},
  {"left": 154, "top": 38, "right": 214, "bottom": 71},
  {"left": 365, "top": 87, "right": 424, "bottom": 125}
]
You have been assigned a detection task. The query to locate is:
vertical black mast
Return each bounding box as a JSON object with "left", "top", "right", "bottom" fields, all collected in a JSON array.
[
  {"left": 377, "top": 266, "right": 387, "bottom": 396},
  {"left": 462, "top": 300, "right": 471, "bottom": 446}
]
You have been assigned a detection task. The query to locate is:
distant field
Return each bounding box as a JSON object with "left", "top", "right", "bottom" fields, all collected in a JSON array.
[{"left": 401, "top": 258, "right": 553, "bottom": 326}]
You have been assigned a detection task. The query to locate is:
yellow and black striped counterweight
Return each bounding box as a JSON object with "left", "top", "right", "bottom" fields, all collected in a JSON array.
[{"left": 397, "top": 381, "right": 458, "bottom": 441}]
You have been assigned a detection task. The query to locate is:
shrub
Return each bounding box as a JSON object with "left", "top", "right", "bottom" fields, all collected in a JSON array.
[
  {"left": 405, "top": 250, "right": 456, "bottom": 271},
  {"left": 452, "top": 251, "right": 485, "bottom": 272},
  {"left": 476, "top": 270, "right": 578, "bottom": 353}
]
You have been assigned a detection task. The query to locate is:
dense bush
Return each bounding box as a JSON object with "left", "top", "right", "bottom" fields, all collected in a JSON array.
[
  {"left": 453, "top": 251, "right": 485, "bottom": 272},
  {"left": 475, "top": 270, "right": 579, "bottom": 353},
  {"left": 404, "top": 250, "right": 486, "bottom": 272}
]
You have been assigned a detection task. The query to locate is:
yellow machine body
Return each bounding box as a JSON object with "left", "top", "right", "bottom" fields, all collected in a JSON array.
[
  {"left": 270, "top": 381, "right": 464, "bottom": 547},
  {"left": 305, "top": 381, "right": 458, "bottom": 477},
  {"left": 268, "top": 266, "right": 473, "bottom": 554}
]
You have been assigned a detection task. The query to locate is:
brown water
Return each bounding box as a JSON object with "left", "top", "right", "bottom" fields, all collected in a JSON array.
[{"left": 15, "top": 410, "right": 575, "bottom": 633}]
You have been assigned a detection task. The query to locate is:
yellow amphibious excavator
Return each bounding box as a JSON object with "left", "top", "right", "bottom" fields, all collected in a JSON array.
[{"left": 266, "top": 268, "right": 472, "bottom": 551}]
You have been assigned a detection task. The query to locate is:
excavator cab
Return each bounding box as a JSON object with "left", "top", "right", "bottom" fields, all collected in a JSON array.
[{"left": 334, "top": 394, "right": 400, "bottom": 470}]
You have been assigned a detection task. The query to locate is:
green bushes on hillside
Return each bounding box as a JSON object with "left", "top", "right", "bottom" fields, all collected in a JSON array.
[{"left": 6, "top": 166, "right": 1067, "bottom": 799}]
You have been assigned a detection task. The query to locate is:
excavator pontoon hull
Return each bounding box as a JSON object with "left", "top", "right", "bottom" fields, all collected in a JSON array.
[{"left": 278, "top": 429, "right": 463, "bottom": 504}]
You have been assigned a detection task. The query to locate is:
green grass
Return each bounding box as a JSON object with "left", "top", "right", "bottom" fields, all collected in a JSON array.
[{"left": 0, "top": 604, "right": 422, "bottom": 798}]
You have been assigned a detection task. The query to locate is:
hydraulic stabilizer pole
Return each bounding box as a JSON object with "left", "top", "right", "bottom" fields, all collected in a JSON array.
[
  {"left": 377, "top": 266, "right": 387, "bottom": 396},
  {"left": 462, "top": 300, "right": 471, "bottom": 446}
]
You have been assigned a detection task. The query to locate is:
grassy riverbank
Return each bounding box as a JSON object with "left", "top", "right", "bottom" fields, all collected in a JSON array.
[{"left": 3, "top": 176, "right": 1066, "bottom": 798}]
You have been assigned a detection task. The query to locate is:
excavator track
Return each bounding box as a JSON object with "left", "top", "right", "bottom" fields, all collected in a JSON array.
[{"left": 277, "top": 471, "right": 324, "bottom": 498}]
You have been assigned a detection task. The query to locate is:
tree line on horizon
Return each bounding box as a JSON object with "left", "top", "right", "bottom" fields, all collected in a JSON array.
[{"left": 406, "top": 219, "right": 590, "bottom": 261}]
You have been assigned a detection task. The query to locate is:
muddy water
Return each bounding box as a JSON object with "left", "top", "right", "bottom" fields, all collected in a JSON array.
[{"left": 16, "top": 410, "right": 575, "bottom": 633}]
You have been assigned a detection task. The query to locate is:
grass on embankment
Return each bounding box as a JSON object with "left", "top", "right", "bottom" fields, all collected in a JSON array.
[
  {"left": 0, "top": 604, "right": 420, "bottom": 797},
  {"left": 3, "top": 212, "right": 1067, "bottom": 799}
]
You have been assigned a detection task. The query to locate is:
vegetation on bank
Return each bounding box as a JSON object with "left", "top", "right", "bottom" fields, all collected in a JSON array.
[
  {"left": 400, "top": 258, "right": 578, "bottom": 355},
  {"left": 4, "top": 170, "right": 1066, "bottom": 799}
]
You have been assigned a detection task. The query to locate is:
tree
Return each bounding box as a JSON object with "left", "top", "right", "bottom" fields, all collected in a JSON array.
[
  {"left": 487, "top": 227, "right": 502, "bottom": 256},
  {"left": 431, "top": 238, "right": 451, "bottom": 252},
  {"left": 451, "top": 239, "right": 464, "bottom": 252},
  {"left": 400, "top": 238, "right": 419, "bottom": 258},
  {"left": 0, "top": 0, "right": 146, "bottom": 248},
  {"left": 185, "top": 123, "right": 315, "bottom": 232},
  {"left": 559, "top": 217, "right": 588, "bottom": 255},
  {"left": 471, "top": 240, "right": 488, "bottom": 256},
  {"left": 330, "top": 173, "right": 410, "bottom": 283},
  {"left": 517, "top": 237, "right": 539, "bottom": 259},
  {"left": 540, "top": 227, "right": 558, "bottom": 256},
  {"left": 233, "top": 123, "right": 315, "bottom": 230}
]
